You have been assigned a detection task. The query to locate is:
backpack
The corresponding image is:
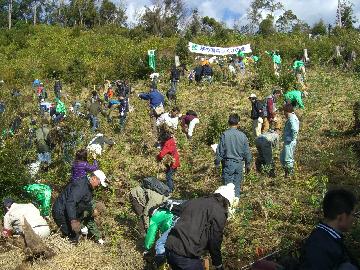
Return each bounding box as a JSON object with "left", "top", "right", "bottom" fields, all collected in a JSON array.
[
  {"left": 142, "top": 177, "right": 171, "bottom": 197},
  {"left": 255, "top": 100, "right": 264, "bottom": 118}
]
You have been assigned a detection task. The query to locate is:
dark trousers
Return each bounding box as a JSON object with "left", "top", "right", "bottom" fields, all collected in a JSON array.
[
  {"left": 166, "top": 167, "right": 176, "bottom": 192},
  {"left": 166, "top": 250, "right": 204, "bottom": 270},
  {"left": 52, "top": 207, "right": 79, "bottom": 242}
]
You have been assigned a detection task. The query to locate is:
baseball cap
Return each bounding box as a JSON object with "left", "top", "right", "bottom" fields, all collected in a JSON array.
[
  {"left": 93, "top": 170, "right": 107, "bottom": 187},
  {"left": 249, "top": 93, "right": 257, "bottom": 99}
]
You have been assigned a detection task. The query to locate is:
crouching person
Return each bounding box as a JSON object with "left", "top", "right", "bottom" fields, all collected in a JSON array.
[
  {"left": 144, "top": 200, "right": 185, "bottom": 269},
  {"left": 130, "top": 177, "right": 171, "bottom": 235},
  {"left": 255, "top": 129, "right": 280, "bottom": 177},
  {"left": 165, "top": 183, "right": 236, "bottom": 270},
  {"left": 2, "top": 198, "right": 50, "bottom": 238},
  {"left": 52, "top": 170, "right": 108, "bottom": 244}
]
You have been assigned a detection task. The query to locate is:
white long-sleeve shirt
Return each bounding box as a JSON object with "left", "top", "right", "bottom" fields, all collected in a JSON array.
[
  {"left": 156, "top": 113, "right": 179, "bottom": 130},
  {"left": 3, "top": 203, "right": 50, "bottom": 238}
]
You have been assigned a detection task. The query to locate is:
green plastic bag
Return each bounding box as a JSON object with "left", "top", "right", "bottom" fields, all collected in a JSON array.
[{"left": 23, "top": 184, "right": 52, "bottom": 216}]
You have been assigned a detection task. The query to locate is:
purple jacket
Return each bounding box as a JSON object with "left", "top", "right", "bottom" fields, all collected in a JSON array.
[{"left": 71, "top": 160, "right": 98, "bottom": 181}]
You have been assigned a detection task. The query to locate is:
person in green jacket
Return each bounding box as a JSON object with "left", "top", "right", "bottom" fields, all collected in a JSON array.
[
  {"left": 54, "top": 97, "right": 66, "bottom": 123},
  {"left": 144, "top": 208, "right": 178, "bottom": 268},
  {"left": 293, "top": 58, "right": 306, "bottom": 86},
  {"left": 284, "top": 89, "right": 308, "bottom": 109},
  {"left": 266, "top": 50, "right": 281, "bottom": 76},
  {"left": 23, "top": 183, "right": 52, "bottom": 217}
]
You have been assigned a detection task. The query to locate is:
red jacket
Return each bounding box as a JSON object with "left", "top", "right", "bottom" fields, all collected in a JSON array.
[{"left": 157, "top": 137, "right": 180, "bottom": 169}]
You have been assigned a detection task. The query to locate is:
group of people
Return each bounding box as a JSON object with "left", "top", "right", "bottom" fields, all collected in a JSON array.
[
  {"left": 0, "top": 46, "right": 358, "bottom": 270},
  {"left": 248, "top": 87, "right": 307, "bottom": 178}
]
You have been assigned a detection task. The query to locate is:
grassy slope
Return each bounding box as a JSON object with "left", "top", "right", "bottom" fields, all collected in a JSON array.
[{"left": 0, "top": 67, "right": 359, "bottom": 270}]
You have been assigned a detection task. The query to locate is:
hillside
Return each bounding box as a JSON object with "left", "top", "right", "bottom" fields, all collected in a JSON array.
[{"left": 0, "top": 63, "right": 359, "bottom": 269}]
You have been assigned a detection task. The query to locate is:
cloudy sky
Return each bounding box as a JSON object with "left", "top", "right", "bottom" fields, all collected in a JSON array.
[{"left": 119, "top": 0, "right": 359, "bottom": 28}]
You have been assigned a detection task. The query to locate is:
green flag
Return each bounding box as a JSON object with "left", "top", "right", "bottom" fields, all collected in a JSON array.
[{"left": 148, "top": 50, "right": 156, "bottom": 71}]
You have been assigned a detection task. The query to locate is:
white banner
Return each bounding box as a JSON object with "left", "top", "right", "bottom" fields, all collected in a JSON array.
[{"left": 188, "top": 42, "right": 252, "bottom": 56}]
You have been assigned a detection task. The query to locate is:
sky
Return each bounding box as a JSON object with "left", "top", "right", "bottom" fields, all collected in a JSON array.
[{"left": 119, "top": 0, "right": 360, "bottom": 28}]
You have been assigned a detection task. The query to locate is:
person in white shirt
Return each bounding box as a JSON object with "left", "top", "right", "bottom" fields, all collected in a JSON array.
[
  {"left": 156, "top": 107, "right": 181, "bottom": 130},
  {"left": 2, "top": 198, "right": 50, "bottom": 238}
]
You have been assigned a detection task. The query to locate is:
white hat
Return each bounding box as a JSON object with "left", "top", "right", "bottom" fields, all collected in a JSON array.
[
  {"left": 249, "top": 93, "right": 257, "bottom": 99},
  {"left": 93, "top": 170, "right": 107, "bottom": 187},
  {"left": 214, "top": 183, "right": 236, "bottom": 205}
]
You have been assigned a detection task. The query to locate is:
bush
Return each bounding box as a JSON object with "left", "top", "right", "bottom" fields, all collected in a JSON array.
[{"left": 203, "top": 113, "right": 227, "bottom": 146}]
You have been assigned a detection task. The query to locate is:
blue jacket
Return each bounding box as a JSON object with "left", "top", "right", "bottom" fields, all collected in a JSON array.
[
  {"left": 283, "top": 113, "right": 299, "bottom": 144},
  {"left": 139, "top": 90, "right": 164, "bottom": 109},
  {"left": 215, "top": 127, "right": 252, "bottom": 167}
]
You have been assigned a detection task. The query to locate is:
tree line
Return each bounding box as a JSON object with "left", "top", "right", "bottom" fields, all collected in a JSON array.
[{"left": 1, "top": 0, "right": 359, "bottom": 37}]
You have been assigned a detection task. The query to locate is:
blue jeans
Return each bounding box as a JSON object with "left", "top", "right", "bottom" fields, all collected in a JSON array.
[
  {"left": 38, "top": 152, "right": 51, "bottom": 164},
  {"left": 166, "top": 250, "right": 203, "bottom": 270},
  {"left": 222, "top": 159, "right": 243, "bottom": 198},
  {"left": 89, "top": 115, "right": 99, "bottom": 132},
  {"left": 166, "top": 167, "right": 176, "bottom": 192},
  {"left": 280, "top": 141, "right": 297, "bottom": 169},
  {"left": 155, "top": 218, "right": 178, "bottom": 255}
]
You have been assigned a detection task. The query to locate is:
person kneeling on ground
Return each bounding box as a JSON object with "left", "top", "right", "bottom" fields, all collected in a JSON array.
[
  {"left": 165, "top": 183, "right": 236, "bottom": 270},
  {"left": 2, "top": 198, "right": 50, "bottom": 238},
  {"left": 52, "top": 170, "right": 108, "bottom": 244},
  {"left": 300, "top": 189, "right": 359, "bottom": 270}
]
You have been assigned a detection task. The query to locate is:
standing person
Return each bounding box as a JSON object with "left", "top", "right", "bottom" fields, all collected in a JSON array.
[
  {"left": 71, "top": 148, "right": 98, "bottom": 182},
  {"left": 52, "top": 170, "right": 107, "bottom": 244},
  {"left": 54, "top": 79, "right": 62, "bottom": 99},
  {"left": 215, "top": 114, "right": 252, "bottom": 199},
  {"left": 165, "top": 183, "right": 236, "bottom": 270},
  {"left": 266, "top": 50, "right": 281, "bottom": 76},
  {"left": 300, "top": 189, "right": 359, "bottom": 270},
  {"left": 2, "top": 198, "right": 50, "bottom": 238},
  {"left": 293, "top": 57, "right": 306, "bottom": 87},
  {"left": 170, "top": 65, "right": 180, "bottom": 92},
  {"left": 202, "top": 63, "right": 213, "bottom": 83},
  {"left": 280, "top": 104, "right": 299, "bottom": 178},
  {"left": 118, "top": 93, "right": 129, "bottom": 132},
  {"left": 255, "top": 129, "right": 280, "bottom": 177},
  {"left": 249, "top": 93, "right": 264, "bottom": 137},
  {"left": 157, "top": 128, "right": 180, "bottom": 193},
  {"left": 180, "top": 110, "right": 199, "bottom": 140},
  {"left": 262, "top": 89, "right": 282, "bottom": 133},
  {"left": 194, "top": 65, "right": 203, "bottom": 84},
  {"left": 88, "top": 99, "right": 106, "bottom": 132},
  {"left": 35, "top": 119, "right": 51, "bottom": 166},
  {"left": 284, "top": 89, "right": 307, "bottom": 109}
]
